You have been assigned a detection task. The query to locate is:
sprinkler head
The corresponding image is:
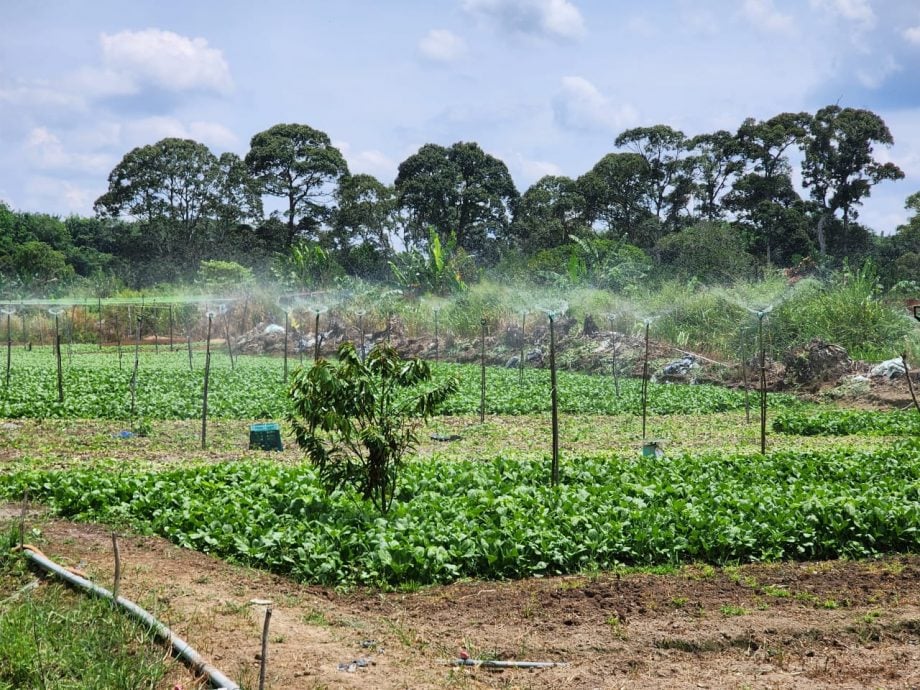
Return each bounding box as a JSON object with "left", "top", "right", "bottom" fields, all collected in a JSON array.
[
  {"left": 0, "top": 306, "right": 16, "bottom": 316},
  {"left": 47, "top": 307, "right": 65, "bottom": 316},
  {"left": 206, "top": 311, "right": 215, "bottom": 319}
]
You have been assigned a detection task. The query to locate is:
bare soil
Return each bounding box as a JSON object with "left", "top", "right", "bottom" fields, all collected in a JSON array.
[{"left": 3, "top": 511, "right": 918, "bottom": 689}]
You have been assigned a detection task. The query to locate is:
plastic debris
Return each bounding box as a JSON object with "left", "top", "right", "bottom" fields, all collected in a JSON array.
[
  {"left": 870, "top": 358, "right": 906, "bottom": 379},
  {"left": 116, "top": 430, "right": 134, "bottom": 439},
  {"left": 430, "top": 433, "right": 462, "bottom": 442},
  {"left": 337, "top": 657, "right": 372, "bottom": 672},
  {"left": 263, "top": 324, "right": 285, "bottom": 334}
]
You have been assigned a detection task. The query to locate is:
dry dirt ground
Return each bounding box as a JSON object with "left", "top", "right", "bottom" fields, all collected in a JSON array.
[{"left": 2, "top": 508, "right": 919, "bottom": 690}]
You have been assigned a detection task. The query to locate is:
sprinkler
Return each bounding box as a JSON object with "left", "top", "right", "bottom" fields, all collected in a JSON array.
[
  {"left": 48, "top": 307, "right": 65, "bottom": 403},
  {"left": 479, "top": 318, "right": 487, "bottom": 424},
  {"left": 131, "top": 315, "right": 141, "bottom": 417},
  {"left": 115, "top": 309, "right": 122, "bottom": 369},
  {"left": 219, "top": 303, "right": 235, "bottom": 369},
  {"left": 539, "top": 302, "right": 567, "bottom": 487},
  {"left": 201, "top": 311, "right": 214, "bottom": 450},
  {"left": 641, "top": 319, "right": 650, "bottom": 440},
  {"left": 756, "top": 309, "right": 770, "bottom": 455},
  {"left": 605, "top": 313, "right": 620, "bottom": 398},
  {"left": 519, "top": 310, "right": 527, "bottom": 386},
  {"left": 97, "top": 297, "right": 103, "bottom": 350},
  {"left": 433, "top": 307, "right": 440, "bottom": 363},
  {"left": 354, "top": 309, "right": 366, "bottom": 361},
  {"left": 311, "top": 305, "right": 328, "bottom": 362},
  {"left": 1, "top": 306, "right": 16, "bottom": 388}
]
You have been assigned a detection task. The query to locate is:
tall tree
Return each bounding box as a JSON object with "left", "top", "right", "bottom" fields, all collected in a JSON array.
[
  {"left": 724, "top": 113, "right": 811, "bottom": 264},
  {"left": 330, "top": 173, "right": 397, "bottom": 277},
  {"left": 394, "top": 142, "right": 518, "bottom": 260},
  {"left": 614, "top": 124, "right": 691, "bottom": 226},
  {"left": 802, "top": 106, "right": 904, "bottom": 256},
  {"left": 94, "top": 138, "right": 221, "bottom": 265},
  {"left": 245, "top": 123, "right": 349, "bottom": 247},
  {"left": 577, "top": 152, "right": 657, "bottom": 246},
  {"left": 686, "top": 130, "right": 745, "bottom": 221},
  {"left": 511, "top": 175, "right": 588, "bottom": 252}
]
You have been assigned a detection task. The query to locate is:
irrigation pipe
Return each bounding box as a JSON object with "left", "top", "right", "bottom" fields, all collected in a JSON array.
[
  {"left": 19, "top": 545, "right": 240, "bottom": 690},
  {"left": 450, "top": 659, "right": 567, "bottom": 669}
]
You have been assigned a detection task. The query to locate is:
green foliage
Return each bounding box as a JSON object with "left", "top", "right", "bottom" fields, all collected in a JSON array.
[
  {"left": 6, "top": 442, "right": 920, "bottom": 586},
  {"left": 288, "top": 343, "right": 457, "bottom": 512},
  {"left": 389, "top": 228, "right": 472, "bottom": 296},
  {"left": 0, "top": 582, "right": 173, "bottom": 688},
  {"left": 773, "top": 409, "right": 920, "bottom": 436},
  {"left": 273, "top": 240, "right": 343, "bottom": 289},
  {"left": 196, "top": 259, "right": 255, "bottom": 291},
  {"left": 528, "top": 236, "right": 651, "bottom": 292},
  {"left": 655, "top": 222, "right": 754, "bottom": 283},
  {"left": 770, "top": 261, "right": 912, "bottom": 359}
]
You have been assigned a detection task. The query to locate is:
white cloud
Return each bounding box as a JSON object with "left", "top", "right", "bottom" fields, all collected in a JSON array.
[
  {"left": 516, "top": 154, "right": 562, "bottom": 181},
  {"left": 904, "top": 25, "right": 920, "bottom": 45},
  {"left": 334, "top": 140, "right": 397, "bottom": 179},
  {"left": 462, "top": 0, "right": 585, "bottom": 41},
  {"left": 25, "top": 127, "right": 111, "bottom": 173},
  {"left": 122, "top": 117, "right": 237, "bottom": 148},
  {"left": 855, "top": 54, "right": 900, "bottom": 89},
  {"left": 741, "top": 0, "right": 795, "bottom": 34},
  {"left": 99, "top": 29, "right": 233, "bottom": 94},
  {"left": 810, "top": 0, "right": 875, "bottom": 28},
  {"left": 552, "top": 76, "right": 638, "bottom": 132},
  {"left": 418, "top": 29, "right": 466, "bottom": 62}
]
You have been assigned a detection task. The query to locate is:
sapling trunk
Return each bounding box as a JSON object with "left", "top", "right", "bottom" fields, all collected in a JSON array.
[
  {"left": 258, "top": 605, "right": 272, "bottom": 690},
  {"left": 549, "top": 314, "right": 559, "bottom": 486}
]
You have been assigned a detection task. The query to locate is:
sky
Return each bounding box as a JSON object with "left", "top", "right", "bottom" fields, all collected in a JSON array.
[{"left": 3, "top": 0, "right": 920, "bottom": 236}]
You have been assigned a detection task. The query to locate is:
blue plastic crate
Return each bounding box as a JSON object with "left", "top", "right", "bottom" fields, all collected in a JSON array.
[{"left": 249, "top": 422, "right": 283, "bottom": 451}]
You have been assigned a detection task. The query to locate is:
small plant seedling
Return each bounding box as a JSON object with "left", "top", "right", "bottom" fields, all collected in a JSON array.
[{"left": 720, "top": 604, "right": 747, "bottom": 617}]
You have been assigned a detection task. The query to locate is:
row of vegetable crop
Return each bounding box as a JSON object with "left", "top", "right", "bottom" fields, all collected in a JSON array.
[
  {"left": 773, "top": 409, "right": 920, "bottom": 436},
  {"left": 4, "top": 443, "right": 918, "bottom": 586},
  {"left": 0, "top": 350, "right": 802, "bottom": 420}
]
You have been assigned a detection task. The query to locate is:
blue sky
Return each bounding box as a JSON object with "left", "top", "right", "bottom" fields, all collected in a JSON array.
[{"left": 2, "top": 0, "right": 920, "bottom": 235}]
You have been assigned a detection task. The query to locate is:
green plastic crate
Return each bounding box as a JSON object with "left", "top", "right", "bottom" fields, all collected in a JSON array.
[{"left": 249, "top": 422, "right": 283, "bottom": 451}]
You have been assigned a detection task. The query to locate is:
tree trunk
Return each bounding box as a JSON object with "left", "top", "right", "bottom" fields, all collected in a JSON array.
[{"left": 815, "top": 213, "right": 828, "bottom": 256}]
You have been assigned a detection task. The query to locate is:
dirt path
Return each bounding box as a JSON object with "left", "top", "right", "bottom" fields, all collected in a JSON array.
[{"left": 2, "top": 511, "right": 919, "bottom": 689}]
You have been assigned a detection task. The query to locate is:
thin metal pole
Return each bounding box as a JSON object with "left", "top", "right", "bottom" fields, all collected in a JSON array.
[
  {"left": 611, "top": 323, "right": 620, "bottom": 398},
  {"left": 169, "top": 305, "right": 174, "bottom": 352},
  {"left": 549, "top": 314, "right": 559, "bottom": 486},
  {"left": 115, "top": 310, "right": 122, "bottom": 369},
  {"left": 519, "top": 312, "right": 526, "bottom": 386},
  {"left": 760, "top": 320, "right": 767, "bottom": 452},
  {"left": 201, "top": 314, "right": 212, "bottom": 450},
  {"left": 740, "top": 327, "right": 750, "bottom": 424},
  {"left": 224, "top": 311, "right": 235, "bottom": 370},
  {"left": 97, "top": 297, "right": 103, "bottom": 350},
  {"left": 641, "top": 322, "right": 650, "bottom": 440},
  {"left": 359, "top": 314, "right": 365, "bottom": 361},
  {"left": 434, "top": 309, "right": 439, "bottom": 363},
  {"left": 55, "top": 315, "right": 63, "bottom": 403},
  {"left": 314, "top": 311, "right": 321, "bottom": 362},
  {"left": 131, "top": 317, "right": 140, "bottom": 417},
  {"left": 5, "top": 313, "right": 11, "bottom": 387},
  {"left": 283, "top": 311, "right": 289, "bottom": 382},
  {"left": 479, "top": 318, "right": 486, "bottom": 424}
]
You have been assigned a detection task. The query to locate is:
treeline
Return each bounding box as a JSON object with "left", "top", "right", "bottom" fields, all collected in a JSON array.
[{"left": 2, "top": 106, "right": 919, "bottom": 295}]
